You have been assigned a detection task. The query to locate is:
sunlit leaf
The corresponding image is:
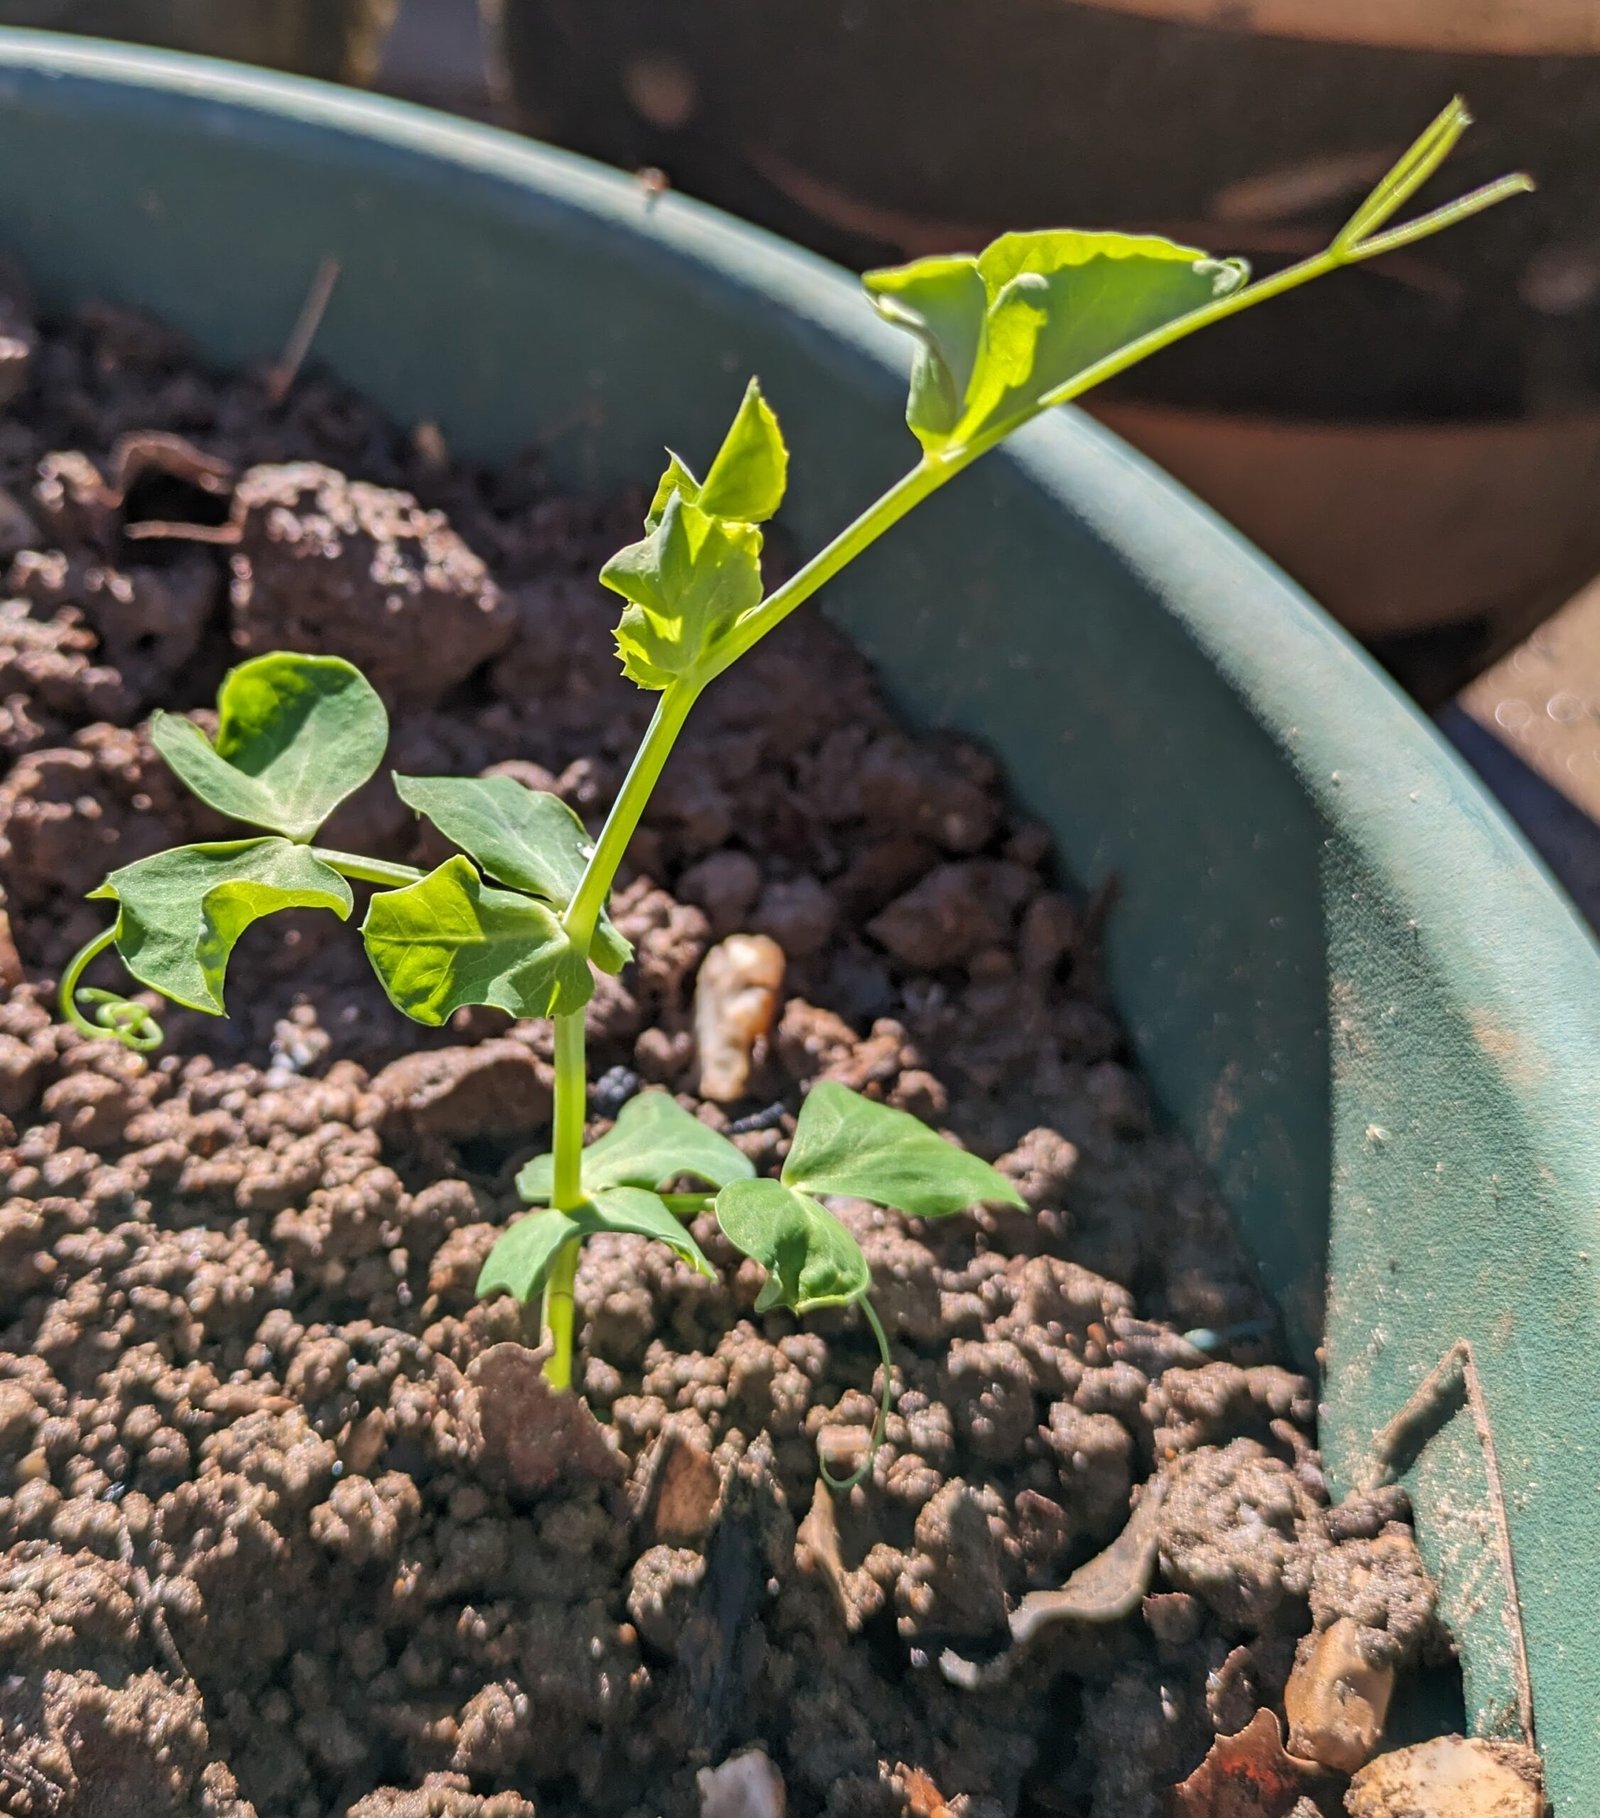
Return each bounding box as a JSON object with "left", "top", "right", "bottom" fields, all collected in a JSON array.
[
  {"left": 645, "top": 379, "right": 788, "bottom": 529},
  {"left": 150, "top": 652, "right": 387, "bottom": 842},
  {"left": 477, "top": 1185, "right": 714, "bottom": 1303},
  {"left": 518, "top": 1088, "right": 755, "bottom": 1203},
  {"left": 393, "top": 773, "right": 632, "bottom": 973},
  {"left": 859, "top": 255, "right": 988, "bottom": 453},
  {"left": 361, "top": 854, "right": 592, "bottom": 1026},
  {"left": 714, "top": 1176, "right": 870, "bottom": 1314},
  {"left": 89, "top": 837, "right": 352, "bottom": 1015},
  {"left": 865, "top": 231, "right": 1247, "bottom": 455},
  {"left": 602, "top": 491, "right": 765, "bottom": 690},
  {"left": 783, "top": 1079, "right": 1025, "bottom": 1216},
  {"left": 697, "top": 378, "right": 789, "bottom": 522},
  {"left": 645, "top": 451, "right": 702, "bottom": 532}
]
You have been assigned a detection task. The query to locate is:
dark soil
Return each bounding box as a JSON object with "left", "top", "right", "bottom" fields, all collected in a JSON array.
[{"left": 0, "top": 280, "right": 1446, "bottom": 1818}]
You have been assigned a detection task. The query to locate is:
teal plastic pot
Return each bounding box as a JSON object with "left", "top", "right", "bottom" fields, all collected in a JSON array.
[{"left": 0, "top": 32, "right": 1594, "bottom": 1810}]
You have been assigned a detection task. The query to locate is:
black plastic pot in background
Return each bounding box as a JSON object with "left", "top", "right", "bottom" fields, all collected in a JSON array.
[
  {"left": 0, "top": 0, "right": 397, "bottom": 81},
  {"left": 491, "top": 0, "right": 1600, "bottom": 703}
]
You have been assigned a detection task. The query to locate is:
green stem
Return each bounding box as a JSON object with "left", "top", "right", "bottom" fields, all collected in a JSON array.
[
  {"left": 820, "top": 1297, "right": 895, "bottom": 1495},
  {"left": 310, "top": 848, "right": 423, "bottom": 890},
  {"left": 561, "top": 170, "right": 1531, "bottom": 939},
  {"left": 541, "top": 1009, "right": 588, "bottom": 1391},
  {"left": 530, "top": 146, "right": 1527, "bottom": 1417},
  {"left": 660, "top": 1193, "right": 712, "bottom": 1216},
  {"left": 563, "top": 679, "right": 698, "bottom": 952},
  {"left": 701, "top": 457, "right": 952, "bottom": 682}
]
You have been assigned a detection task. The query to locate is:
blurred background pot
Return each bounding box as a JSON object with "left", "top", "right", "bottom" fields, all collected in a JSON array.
[
  {"left": 492, "top": 0, "right": 1600, "bottom": 702},
  {"left": 0, "top": 0, "right": 398, "bottom": 81}
]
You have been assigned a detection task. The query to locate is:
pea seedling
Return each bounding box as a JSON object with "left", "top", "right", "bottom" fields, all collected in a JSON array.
[{"left": 61, "top": 104, "right": 1524, "bottom": 1487}]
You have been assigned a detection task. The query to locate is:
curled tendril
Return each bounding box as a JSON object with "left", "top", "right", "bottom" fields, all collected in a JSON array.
[
  {"left": 58, "top": 926, "right": 164, "bottom": 1053},
  {"left": 820, "top": 1296, "right": 894, "bottom": 1495}
]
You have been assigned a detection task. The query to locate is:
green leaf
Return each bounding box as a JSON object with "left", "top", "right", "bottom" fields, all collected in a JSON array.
[
  {"left": 517, "top": 1088, "right": 755, "bottom": 1203},
  {"left": 859, "top": 255, "right": 988, "bottom": 453},
  {"left": 698, "top": 379, "right": 788, "bottom": 522},
  {"left": 392, "top": 773, "right": 632, "bottom": 975},
  {"left": 150, "top": 652, "right": 387, "bottom": 842},
  {"left": 477, "top": 1185, "right": 714, "bottom": 1302},
  {"left": 865, "top": 231, "right": 1248, "bottom": 455},
  {"left": 587, "top": 1186, "right": 716, "bottom": 1278},
  {"left": 714, "top": 1176, "right": 870, "bottom": 1314},
  {"left": 89, "top": 837, "right": 352, "bottom": 1015},
  {"left": 645, "top": 451, "right": 702, "bottom": 532},
  {"left": 644, "top": 379, "right": 788, "bottom": 529},
  {"left": 477, "top": 1205, "right": 579, "bottom": 1303},
  {"left": 361, "top": 854, "right": 593, "bottom": 1026},
  {"left": 602, "top": 491, "right": 765, "bottom": 690},
  {"left": 783, "top": 1079, "right": 1025, "bottom": 1217}
]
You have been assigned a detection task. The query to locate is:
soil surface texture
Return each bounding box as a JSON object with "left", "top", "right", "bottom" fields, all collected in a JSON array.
[{"left": 0, "top": 278, "right": 1446, "bottom": 1818}]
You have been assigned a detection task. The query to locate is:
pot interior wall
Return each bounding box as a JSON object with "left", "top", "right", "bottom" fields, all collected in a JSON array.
[{"left": 0, "top": 34, "right": 1596, "bottom": 1813}]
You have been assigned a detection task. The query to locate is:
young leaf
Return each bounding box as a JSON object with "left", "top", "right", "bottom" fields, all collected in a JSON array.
[
  {"left": 602, "top": 491, "right": 765, "bottom": 690},
  {"left": 714, "top": 1176, "right": 870, "bottom": 1314},
  {"left": 477, "top": 1205, "right": 581, "bottom": 1304},
  {"left": 645, "top": 379, "right": 788, "bottom": 529},
  {"left": 517, "top": 1088, "right": 755, "bottom": 1203},
  {"left": 865, "top": 232, "right": 1247, "bottom": 455},
  {"left": 361, "top": 854, "right": 593, "bottom": 1026},
  {"left": 783, "top": 1080, "right": 1025, "bottom": 1216},
  {"left": 588, "top": 1185, "right": 716, "bottom": 1277},
  {"left": 857, "top": 255, "right": 987, "bottom": 453},
  {"left": 477, "top": 1185, "right": 715, "bottom": 1302},
  {"left": 392, "top": 773, "right": 632, "bottom": 974},
  {"left": 698, "top": 378, "right": 789, "bottom": 523},
  {"left": 150, "top": 652, "right": 387, "bottom": 842},
  {"left": 89, "top": 837, "right": 352, "bottom": 1015},
  {"left": 645, "top": 451, "right": 701, "bottom": 532}
]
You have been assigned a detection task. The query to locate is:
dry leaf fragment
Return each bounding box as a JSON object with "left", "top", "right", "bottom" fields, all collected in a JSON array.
[
  {"left": 1168, "top": 1709, "right": 1322, "bottom": 1818},
  {"left": 896, "top": 1762, "right": 952, "bottom": 1818}
]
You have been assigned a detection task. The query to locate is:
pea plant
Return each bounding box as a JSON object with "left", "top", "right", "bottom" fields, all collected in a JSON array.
[{"left": 60, "top": 105, "right": 1523, "bottom": 1486}]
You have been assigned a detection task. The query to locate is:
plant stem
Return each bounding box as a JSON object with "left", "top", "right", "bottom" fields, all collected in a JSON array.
[
  {"left": 535, "top": 154, "right": 1529, "bottom": 1404},
  {"left": 563, "top": 172, "right": 1531, "bottom": 939},
  {"left": 541, "top": 1008, "right": 588, "bottom": 1391},
  {"left": 703, "top": 456, "right": 953, "bottom": 680},
  {"left": 310, "top": 848, "right": 424, "bottom": 890},
  {"left": 563, "top": 680, "right": 698, "bottom": 951},
  {"left": 820, "top": 1297, "right": 894, "bottom": 1495}
]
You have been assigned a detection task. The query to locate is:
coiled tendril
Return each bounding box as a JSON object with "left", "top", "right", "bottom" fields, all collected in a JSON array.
[{"left": 58, "top": 926, "right": 164, "bottom": 1053}]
